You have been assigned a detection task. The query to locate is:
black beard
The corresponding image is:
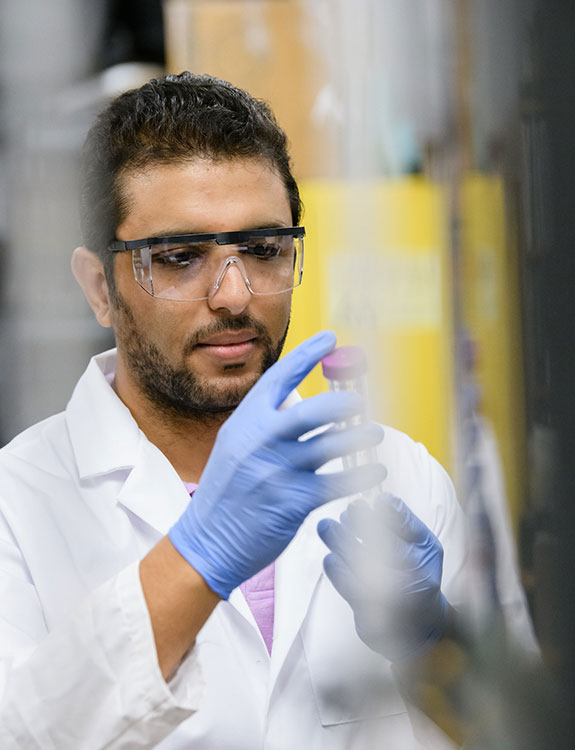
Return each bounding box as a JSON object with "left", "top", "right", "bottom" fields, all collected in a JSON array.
[{"left": 111, "top": 290, "right": 289, "bottom": 423}]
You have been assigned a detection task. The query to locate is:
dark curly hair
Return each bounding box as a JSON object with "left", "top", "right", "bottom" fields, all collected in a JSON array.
[{"left": 80, "top": 72, "right": 302, "bottom": 287}]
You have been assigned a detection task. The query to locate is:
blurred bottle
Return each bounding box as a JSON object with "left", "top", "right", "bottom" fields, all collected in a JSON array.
[{"left": 321, "top": 345, "right": 379, "bottom": 472}]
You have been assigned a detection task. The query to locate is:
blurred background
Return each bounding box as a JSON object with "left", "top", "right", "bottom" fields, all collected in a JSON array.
[{"left": 0, "top": 0, "right": 573, "bottom": 745}]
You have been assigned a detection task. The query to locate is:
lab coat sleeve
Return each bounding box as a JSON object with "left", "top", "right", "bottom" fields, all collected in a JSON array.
[
  {"left": 0, "top": 536, "right": 203, "bottom": 749},
  {"left": 427, "top": 454, "right": 469, "bottom": 611}
]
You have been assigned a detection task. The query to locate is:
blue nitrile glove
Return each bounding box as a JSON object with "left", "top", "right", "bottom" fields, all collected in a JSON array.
[
  {"left": 317, "top": 493, "right": 449, "bottom": 662},
  {"left": 169, "top": 331, "right": 387, "bottom": 600}
]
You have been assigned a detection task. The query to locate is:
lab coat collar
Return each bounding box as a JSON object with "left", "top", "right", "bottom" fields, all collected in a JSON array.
[
  {"left": 65, "top": 348, "right": 194, "bottom": 534},
  {"left": 66, "top": 348, "right": 142, "bottom": 478}
]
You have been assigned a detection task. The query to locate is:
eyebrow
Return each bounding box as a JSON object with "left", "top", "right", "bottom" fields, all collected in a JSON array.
[{"left": 144, "top": 222, "right": 291, "bottom": 239}]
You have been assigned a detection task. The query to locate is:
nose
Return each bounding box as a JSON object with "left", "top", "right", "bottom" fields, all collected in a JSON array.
[{"left": 208, "top": 257, "right": 252, "bottom": 315}]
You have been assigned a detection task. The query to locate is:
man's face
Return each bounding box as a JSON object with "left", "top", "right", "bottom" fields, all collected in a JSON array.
[{"left": 110, "top": 157, "right": 294, "bottom": 418}]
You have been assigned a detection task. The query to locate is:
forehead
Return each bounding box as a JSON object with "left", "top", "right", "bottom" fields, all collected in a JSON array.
[{"left": 116, "top": 157, "right": 292, "bottom": 240}]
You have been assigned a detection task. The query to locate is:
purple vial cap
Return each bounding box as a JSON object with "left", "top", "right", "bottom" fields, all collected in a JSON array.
[{"left": 321, "top": 346, "right": 368, "bottom": 381}]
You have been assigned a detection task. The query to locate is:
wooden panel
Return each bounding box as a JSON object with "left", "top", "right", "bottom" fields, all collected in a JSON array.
[{"left": 164, "top": 0, "right": 337, "bottom": 178}]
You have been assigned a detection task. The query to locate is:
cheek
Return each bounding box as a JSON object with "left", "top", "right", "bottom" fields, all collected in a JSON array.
[
  {"left": 114, "top": 288, "right": 178, "bottom": 348},
  {"left": 259, "top": 294, "right": 292, "bottom": 332},
  {"left": 145, "top": 304, "right": 194, "bottom": 346}
]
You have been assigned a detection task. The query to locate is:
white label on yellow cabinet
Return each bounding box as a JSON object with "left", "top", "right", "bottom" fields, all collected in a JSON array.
[{"left": 328, "top": 250, "right": 442, "bottom": 329}]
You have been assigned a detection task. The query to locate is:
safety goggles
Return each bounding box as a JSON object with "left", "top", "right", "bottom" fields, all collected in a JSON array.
[{"left": 108, "top": 226, "right": 305, "bottom": 302}]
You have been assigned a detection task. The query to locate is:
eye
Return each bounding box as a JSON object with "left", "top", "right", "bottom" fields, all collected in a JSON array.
[
  {"left": 243, "top": 242, "right": 283, "bottom": 260},
  {"left": 152, "top": 245, "right": 204, "bottom": 268}
]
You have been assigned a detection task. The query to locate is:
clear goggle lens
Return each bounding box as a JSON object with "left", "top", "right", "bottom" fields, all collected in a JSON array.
[{"left": 132, "top": 233, "right": 304, "bottom": 301}]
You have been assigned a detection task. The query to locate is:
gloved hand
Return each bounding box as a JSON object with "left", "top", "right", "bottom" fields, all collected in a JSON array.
[
  {"left": 169, "top": 331, "right": 386, "bottom": 599},
  {"left": 317, "top": 493, "right": 449, "bottom": 662}
]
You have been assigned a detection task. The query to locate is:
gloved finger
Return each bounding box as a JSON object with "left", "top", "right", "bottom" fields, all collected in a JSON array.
[
  {"left": 340, "top": 498, "right": 393, "bottom": 547},
  {"left": 311, "top": 462, "right": 387, "bottom": 505},
  {"left": 322, "top": 552, "right": 363, "bottom": 608},
  {"left": 320, "top": 518, "right": 402, "bottom": 606},
  {"left": 317, "top": 517, "right": 362, "bottom": 560},
  {"left": 318, "top": 518, "right": 386, "bottom": 587},
  {"left": 340, "top": 499, "right": 413, "bottom": 569},
  {"left": 248, "top": 330, "right": 337, "bottom": 409},
  {"left": 343, "top": 493, "right": 423, "bottom": 544},
  {"left": 285, "top": 422, "right": 385, "bottom": 471},
  {"left": 338, "top": 498, "right": 371, "bottom": 532},
  {"left": 276, "top": 390, "right": 367, "bottom": 440},
  {"left": 373, "top": 493, "right": 435, "bottom": 545}
]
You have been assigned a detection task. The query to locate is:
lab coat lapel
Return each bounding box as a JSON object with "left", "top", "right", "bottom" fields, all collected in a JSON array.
[
  {"left": 228, "top": 585, "right": 258, "bottom": 623},
  {"left": 269, "top": 508, "right": 329, "bottom": 686},
  {"left": 267, "top": 387, "right": 326, "bottom": 676},
  {"left": 116, "top": 438, "right": 191, "bottom": 536},
  {"left": 224, "top": 512, "right": 329, "bottom": 672}
]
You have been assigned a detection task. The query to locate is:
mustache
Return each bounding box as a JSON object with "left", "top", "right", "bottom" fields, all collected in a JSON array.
[{"left": 182, "top": 315, "right": 272, "bottom": 356}]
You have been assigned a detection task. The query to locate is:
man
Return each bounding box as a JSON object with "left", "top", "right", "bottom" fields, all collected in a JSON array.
[{"left": 0, "top": 72, "right": 472, "bottom": 749}]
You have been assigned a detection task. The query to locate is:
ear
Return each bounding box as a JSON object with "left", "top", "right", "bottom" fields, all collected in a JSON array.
[{"left": 71, "top": 247, "right": 113, "bottom": 328}]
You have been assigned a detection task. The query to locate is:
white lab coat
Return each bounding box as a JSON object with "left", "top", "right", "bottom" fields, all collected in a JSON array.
[{"left": 0, "top": 349, "right": 471, "bottom": 749}]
